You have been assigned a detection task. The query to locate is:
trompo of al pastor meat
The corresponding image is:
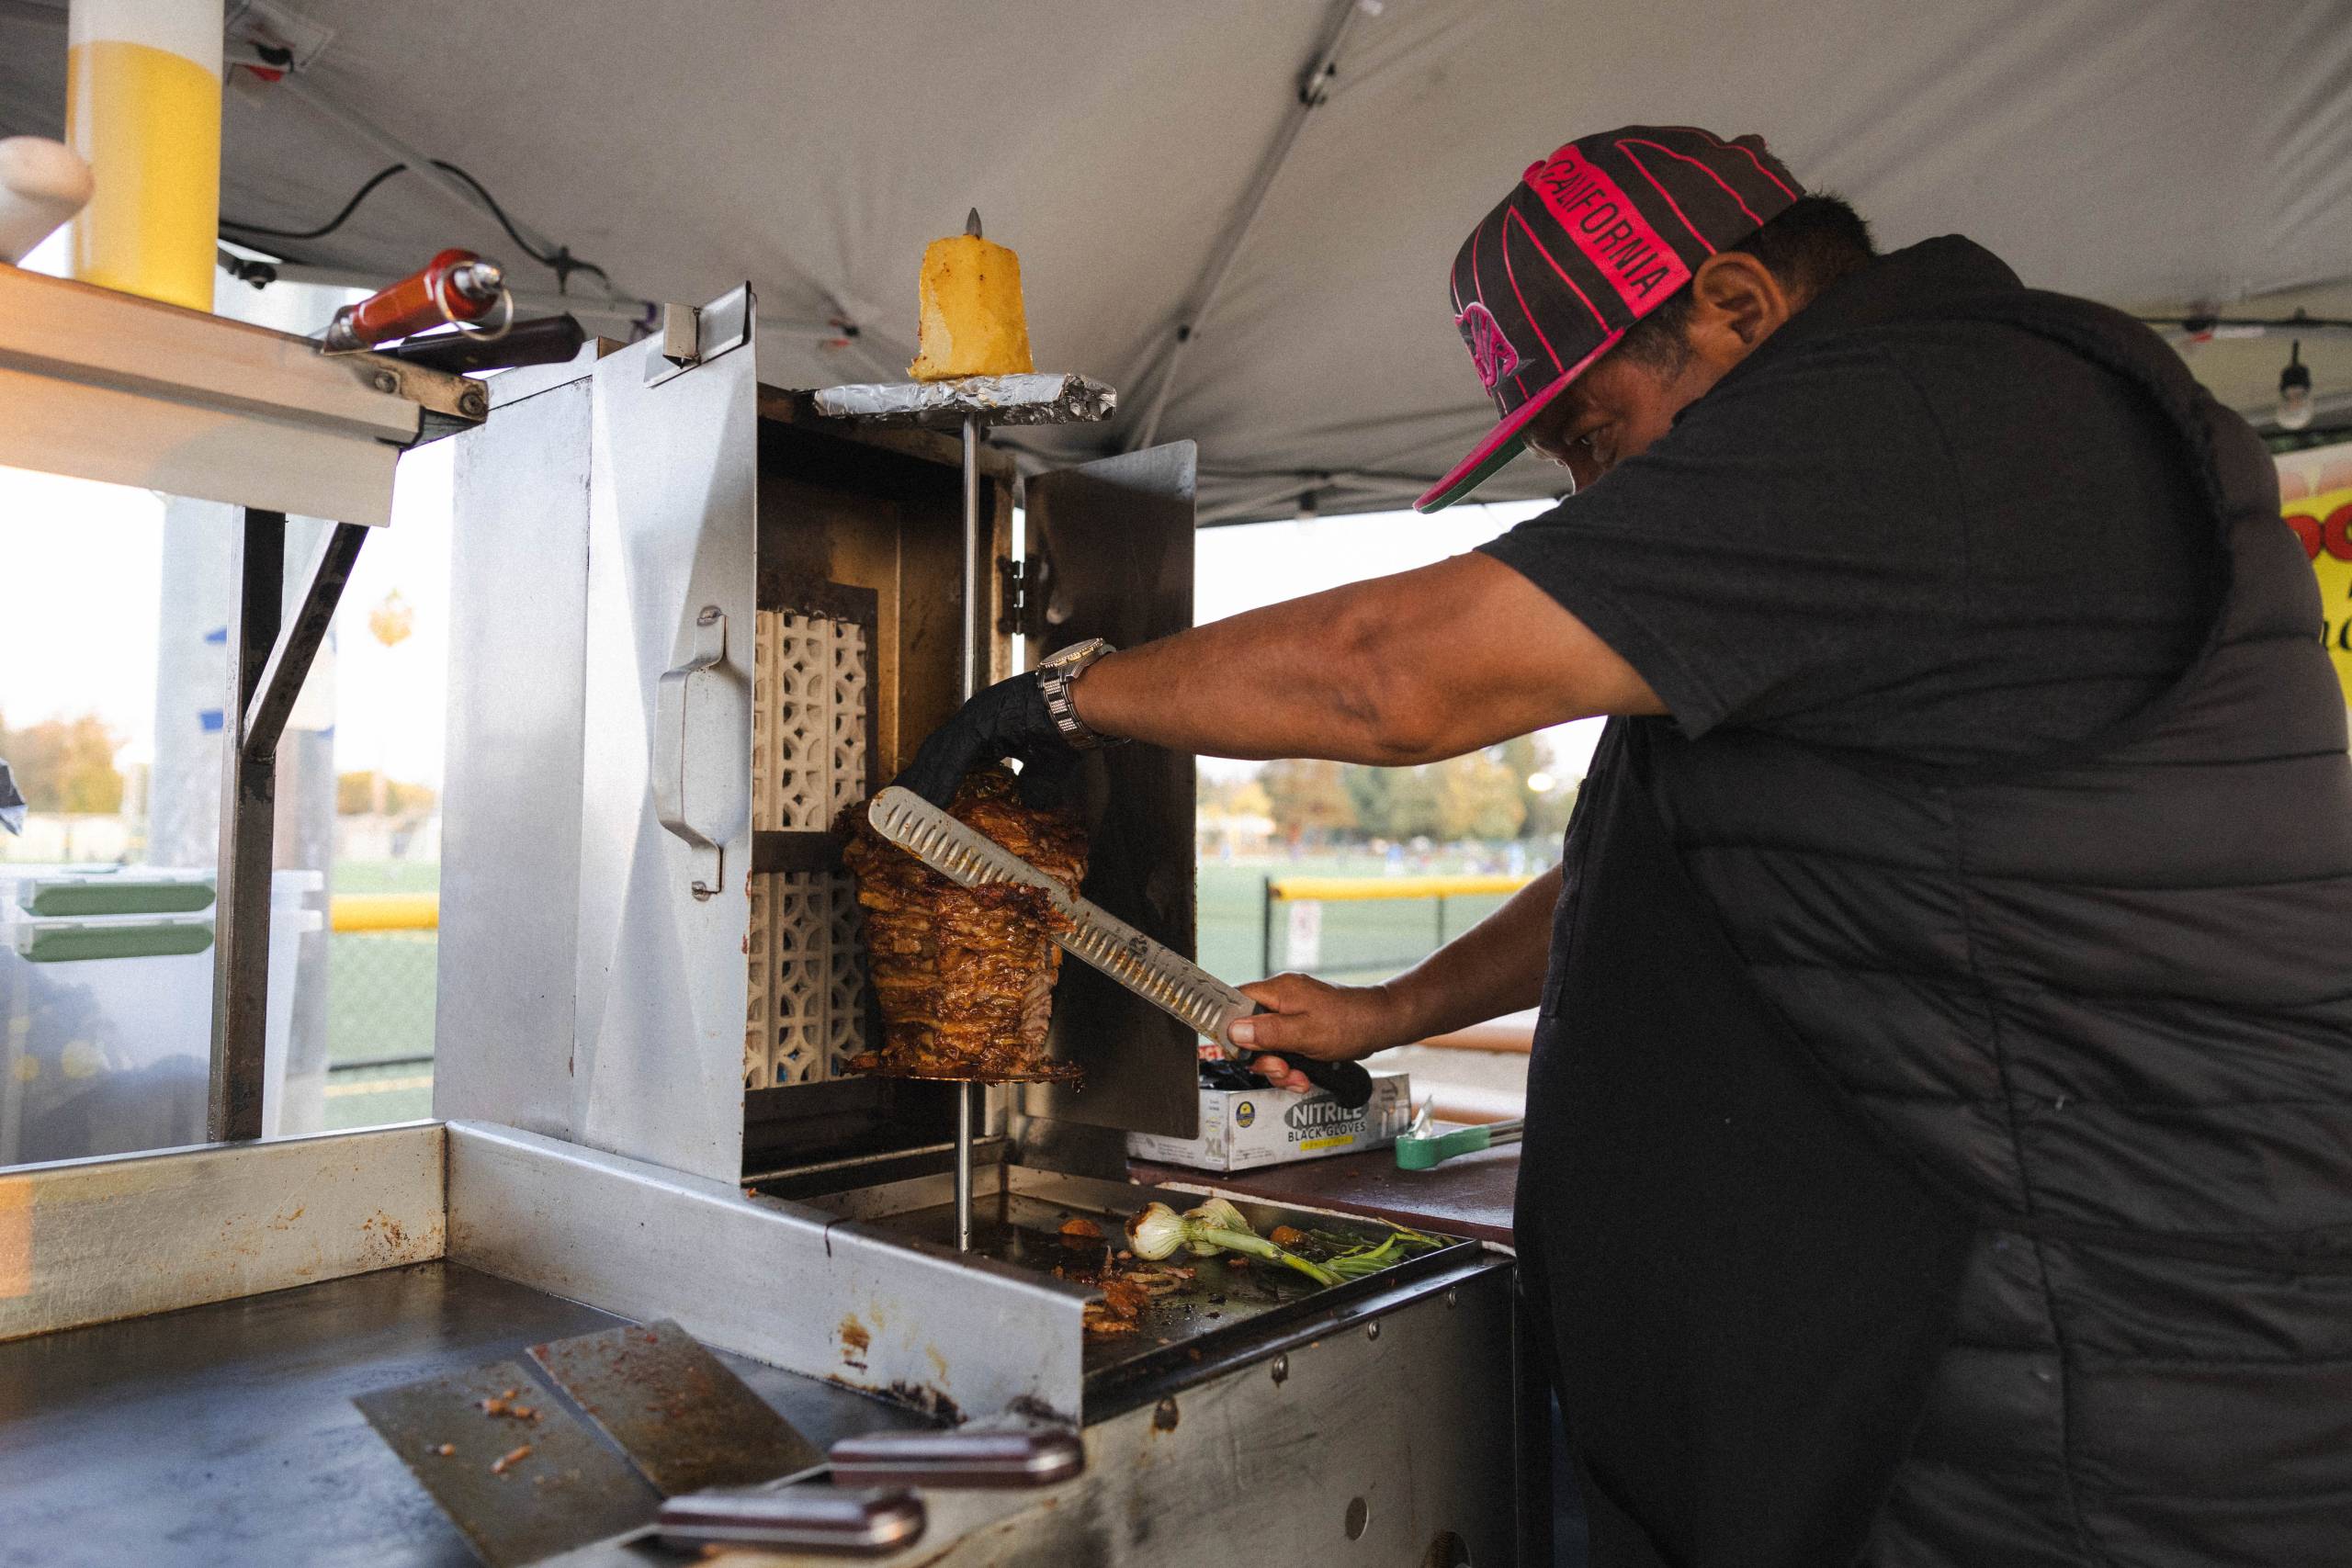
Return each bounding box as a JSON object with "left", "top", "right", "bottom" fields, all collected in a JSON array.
[{"left": 841, "top": 766, "right": 1087, "bottom": 1083}]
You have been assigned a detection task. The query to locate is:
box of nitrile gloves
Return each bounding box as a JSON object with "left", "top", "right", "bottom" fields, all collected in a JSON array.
[{"left": 1126, "top": 1072, "right": 1412, "bottom": 1173}]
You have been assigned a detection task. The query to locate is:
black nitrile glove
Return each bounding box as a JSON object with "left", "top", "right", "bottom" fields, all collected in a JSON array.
[{"left": 894, "top": 671, "right": 1082, "bottom": 810}]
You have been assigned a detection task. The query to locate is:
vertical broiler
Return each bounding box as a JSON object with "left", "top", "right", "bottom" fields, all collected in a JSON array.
[{"left": 427, "top": 276, "right": 1529, "bottom": 1558}]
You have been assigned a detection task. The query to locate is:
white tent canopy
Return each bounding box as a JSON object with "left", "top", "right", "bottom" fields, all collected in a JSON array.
[{"left": 6, "top": 0, "right": 2348, "bottom": 523}]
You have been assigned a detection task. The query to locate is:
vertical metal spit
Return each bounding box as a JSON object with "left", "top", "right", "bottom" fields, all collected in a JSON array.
[
  {"left": 956, "top": 411, "right": 982, "bottom": 1252},
  {"left": 807, "top": 247, "right": 1119, "bottom": 1255},
  {"left": 953, "top": 206, "right": 987, "bottom": 1253}
]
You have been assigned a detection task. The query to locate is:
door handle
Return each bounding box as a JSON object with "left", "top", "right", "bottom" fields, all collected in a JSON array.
[{"left": 653, "top": 604, "right": 743, "bottom": 898}]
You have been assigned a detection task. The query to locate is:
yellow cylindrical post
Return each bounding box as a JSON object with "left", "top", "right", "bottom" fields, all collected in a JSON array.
[{"left": 65, "top": 0, "right": 222, "bottom": 310}]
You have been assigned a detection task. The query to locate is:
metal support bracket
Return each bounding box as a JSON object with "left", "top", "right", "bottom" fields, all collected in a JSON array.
[
  {"left": 209, "top": 512, "right": 369, "bottom": 1142},
  {"left": 996, "top": 556, "right": 1041, "bottom": 637},
  {"left": 645, "top": 285, "right": 754, "bottom": 389},
  {"left": 0, "top": 265, "right": 484, "bottom": 525}
]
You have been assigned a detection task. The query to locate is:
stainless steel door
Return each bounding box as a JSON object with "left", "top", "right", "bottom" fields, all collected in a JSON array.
[
  {"left": 571, "top": 290, "right": 758, "bottom": 1181},
  {"left": 1022, "top": 443, "right": 1201, "bottom": 1140},
  {"left": 440, "top": 289, "right": 761, "bottom": 1184}
]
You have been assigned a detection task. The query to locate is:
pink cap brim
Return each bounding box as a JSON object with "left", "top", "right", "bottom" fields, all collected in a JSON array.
[{"left": 1416, "top": 329, "right": 1623, "bottom": 513}]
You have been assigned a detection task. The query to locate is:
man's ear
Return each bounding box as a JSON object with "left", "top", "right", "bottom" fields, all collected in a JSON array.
[{"left": 1684, "top": 252, "right": 1792, "bottom": 362}]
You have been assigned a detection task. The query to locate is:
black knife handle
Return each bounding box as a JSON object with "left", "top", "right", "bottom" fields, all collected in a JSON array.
[
  {"left": 1285, "top": 1054, "right": 1375, "bottom": 1110},
  {"left": 1230, "top": 1006, "right": 1375, "bottom": 1109}
]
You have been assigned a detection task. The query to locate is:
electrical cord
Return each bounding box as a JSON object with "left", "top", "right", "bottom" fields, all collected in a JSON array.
[
  {"left": 220, "top": 162, "right": 409, "bottom": 241},
  {"left": 425, "top": 161, "right": 609, "bottom": 294},
  {"left": 221, "top": 158, "right": 611, "bottom": 294}
]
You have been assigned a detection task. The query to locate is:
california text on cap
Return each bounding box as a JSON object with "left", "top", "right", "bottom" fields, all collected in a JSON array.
[{"left": 1418, "top": 126, "right": 1804, "bottom": 512}]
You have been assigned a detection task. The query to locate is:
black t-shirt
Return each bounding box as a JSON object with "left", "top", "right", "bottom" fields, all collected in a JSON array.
[{"left": 1478, "top": 236, "right": 2220, "bottom": 768}]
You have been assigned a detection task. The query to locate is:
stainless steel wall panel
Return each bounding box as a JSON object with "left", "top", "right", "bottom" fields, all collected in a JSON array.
[
  {"left": 0, "top": 1123, "right": 447, "bottom": 1342},
  {"left": 435, "top": 376, "right": 595, "bottom": 1137},
  {"left": 445, "top": 1122, "right": 1089, "bottom": 1424},
  {"left": 741, "top": 1260, "right": 1521, "bottom": 1565},
  {"left": 1051, "top": 1263, "right": 1516, "bottom": 1565}
]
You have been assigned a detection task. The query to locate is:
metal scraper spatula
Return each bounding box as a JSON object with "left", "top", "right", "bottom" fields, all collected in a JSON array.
[{"left": 866, "top": 786, "right": 1374, "bottom": 1109}]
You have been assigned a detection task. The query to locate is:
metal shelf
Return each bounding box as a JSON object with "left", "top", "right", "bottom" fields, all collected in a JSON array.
[{"left": 0, "top": 262, "right": 481, "bottom": 526}]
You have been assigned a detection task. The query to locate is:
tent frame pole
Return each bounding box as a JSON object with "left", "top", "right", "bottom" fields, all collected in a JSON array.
[{"left": 1126, "top": 0, "right": 1374, "bottom": 451}]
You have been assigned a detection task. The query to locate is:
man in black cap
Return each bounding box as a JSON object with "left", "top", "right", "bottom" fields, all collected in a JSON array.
[{"left": 900, "top": 126, "right": 2352, "bottom": 1565}]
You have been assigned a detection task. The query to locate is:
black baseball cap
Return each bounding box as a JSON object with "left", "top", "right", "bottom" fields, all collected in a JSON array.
[{"left": 1418, "top": 126, "right": 1804, "bottom": 512}]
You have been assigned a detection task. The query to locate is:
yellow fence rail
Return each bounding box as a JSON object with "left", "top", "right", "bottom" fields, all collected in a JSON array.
[
  {"left": 1260, "top": 873, "right": 1535, "bottom": 976},
  {"left": 1264, "top": 874, "right": 1532, "bottom": 903},
  {"left": 329, "top": 893, "right": 439, "bottom": 933}
]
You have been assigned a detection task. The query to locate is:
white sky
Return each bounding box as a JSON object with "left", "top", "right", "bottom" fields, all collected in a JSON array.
[
  {"left": 0, "top": 468, "right": 166, "bottom": 758},
  {"left": 1195, "top": 502, "right": 1606, "bottom": 781},
  {"left": 0, "top": 449, "right": 454, "bottom": 779},
  {"left": 0, "top": 225, "right": 1595, "bottom": 792}
]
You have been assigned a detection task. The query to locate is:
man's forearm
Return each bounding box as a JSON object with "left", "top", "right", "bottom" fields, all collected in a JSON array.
[
  {"left": 1067, "top": 552, "right": 1661, "bottom": 766},
  {"left": 1377, "top": 863, "right": 1561, "bottom": 1040},
  {"left": 1070, "top": 578, "right": 1421, "bottom": 762}
]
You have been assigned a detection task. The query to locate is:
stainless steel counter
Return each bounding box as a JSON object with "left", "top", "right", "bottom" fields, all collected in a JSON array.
[{"left": 0, "top": 1261, "right": 929, "bottom": 1568}]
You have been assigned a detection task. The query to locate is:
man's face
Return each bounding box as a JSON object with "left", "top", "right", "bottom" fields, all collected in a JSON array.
[
  {"left": 1520, "top": 347, "right": 1720, "bottom": 494},
  {"left": 1517, "top": 251, "right": 1793, "bottom": 493}
]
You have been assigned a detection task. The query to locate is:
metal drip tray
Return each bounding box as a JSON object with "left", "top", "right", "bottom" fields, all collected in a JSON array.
[{"left": 779, "top": 1166, "right": 1483, "bottom": 1415}]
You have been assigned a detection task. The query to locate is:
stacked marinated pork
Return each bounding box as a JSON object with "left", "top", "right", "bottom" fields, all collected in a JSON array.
[{"left": 842, "top": 767, "right": 1086, "bottom": 1083}]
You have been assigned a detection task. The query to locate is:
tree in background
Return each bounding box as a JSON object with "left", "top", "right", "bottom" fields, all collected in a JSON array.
[
  {"left": 1196, "top": 773, "right": 1272, "bottom": 820},
  {"left": 1436, "top": 750, "right": 1526, "bottom": 841},
  {"left": 336, "top": 771, "right": 439, "bottom": 818},
  {"left": 1350, "top": 743, "right": 1555, "bottom": 844},
  {"left": 1261, "top": 759, "right": 1356, "bottom": 847},
  {"left": 1344, "top": 762, "right": 1442, "bottom": 842},
  {"left": 1502, "top": 734, "right": 1580, "bottom": 843},
  {"left": 1205, "top": 736, "right": 1585, "bottom": 850},
  {"left": 0, "top": 710, "right": 125, "bottom": 814}
]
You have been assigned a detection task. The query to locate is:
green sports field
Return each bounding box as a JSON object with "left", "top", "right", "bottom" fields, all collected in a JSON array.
[
  {"left": 1194, "top": 854, "right": 1523, "bottom": 983},
  {"left": 321, "top": 852, "right": 1543, "bottom": 1129},
  {"left": 322, "top": 859, "right": 441, "bottom": 1129}
]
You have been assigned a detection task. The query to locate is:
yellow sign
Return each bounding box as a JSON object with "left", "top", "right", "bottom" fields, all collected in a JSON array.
[{"left": 2278, "top": 449, "right": 2352, "bottom": 707}]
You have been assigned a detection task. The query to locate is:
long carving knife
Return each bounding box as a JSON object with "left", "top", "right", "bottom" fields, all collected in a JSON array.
[{"left": 866, "top": 787, "right": 1374, "bottom": 1109}]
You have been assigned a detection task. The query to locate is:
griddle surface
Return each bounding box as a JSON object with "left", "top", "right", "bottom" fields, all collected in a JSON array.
[
  {"left": 863, "top": 1189, "right": 1476, "bottom": 1388},
  {"left": 0, "top": 1261, "right": 925, "bottom": 1568}
]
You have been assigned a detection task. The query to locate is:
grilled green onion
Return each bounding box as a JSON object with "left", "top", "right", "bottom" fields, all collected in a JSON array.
[
  {"left": 1320, "top": 1224, "right": 1444, "bottom": 1279},
  {"left": 1182, "top": 1198, "right": 1254, "bottom": 1256},
  {"left": 1124, "top": 1201, "right": 1340, "bottom": 1287}
]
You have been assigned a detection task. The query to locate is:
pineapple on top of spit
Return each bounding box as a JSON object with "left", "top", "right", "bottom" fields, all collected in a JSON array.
[{"left": 906, "top": 210, "right": 1035, "bottom": 381}]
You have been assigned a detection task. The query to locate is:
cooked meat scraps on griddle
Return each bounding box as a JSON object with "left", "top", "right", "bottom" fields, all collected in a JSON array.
[
  {"left": 1057, "top": 1254, "right": 1193, "bottom": 1339},
  {"left": 842, "top": 766, "right": 1088, "bottom": 1083}
]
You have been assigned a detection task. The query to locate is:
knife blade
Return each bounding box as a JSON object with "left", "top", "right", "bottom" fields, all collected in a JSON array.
[{"left": 865, "top": 787, "right": 1374, "bottom": 1109}]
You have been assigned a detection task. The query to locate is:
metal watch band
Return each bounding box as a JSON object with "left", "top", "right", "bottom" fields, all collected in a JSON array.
[{"left": 1037, "top": 640, "right": 1125, "bottom": 750}]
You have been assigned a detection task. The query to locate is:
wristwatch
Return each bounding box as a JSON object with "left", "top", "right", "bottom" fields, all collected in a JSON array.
[{"left": 1036, "top": 637, "right": 1125, "bottom": 750}]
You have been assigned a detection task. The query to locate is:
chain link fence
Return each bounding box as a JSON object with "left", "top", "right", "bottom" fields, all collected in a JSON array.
[
  {"left": 324, "top": 886, "right": 439, "bottom": 1129},
  {"left": 315, "top": 863, "right": 1542, "bottom": 1126},
  {"left": 1256, "top": 875, "right": 1524, "bottom": 981}
]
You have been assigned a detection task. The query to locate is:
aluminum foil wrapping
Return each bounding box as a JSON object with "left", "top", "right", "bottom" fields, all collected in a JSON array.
[{"left": 810, "top": 372, "right": 1116, "bottom": 428}]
